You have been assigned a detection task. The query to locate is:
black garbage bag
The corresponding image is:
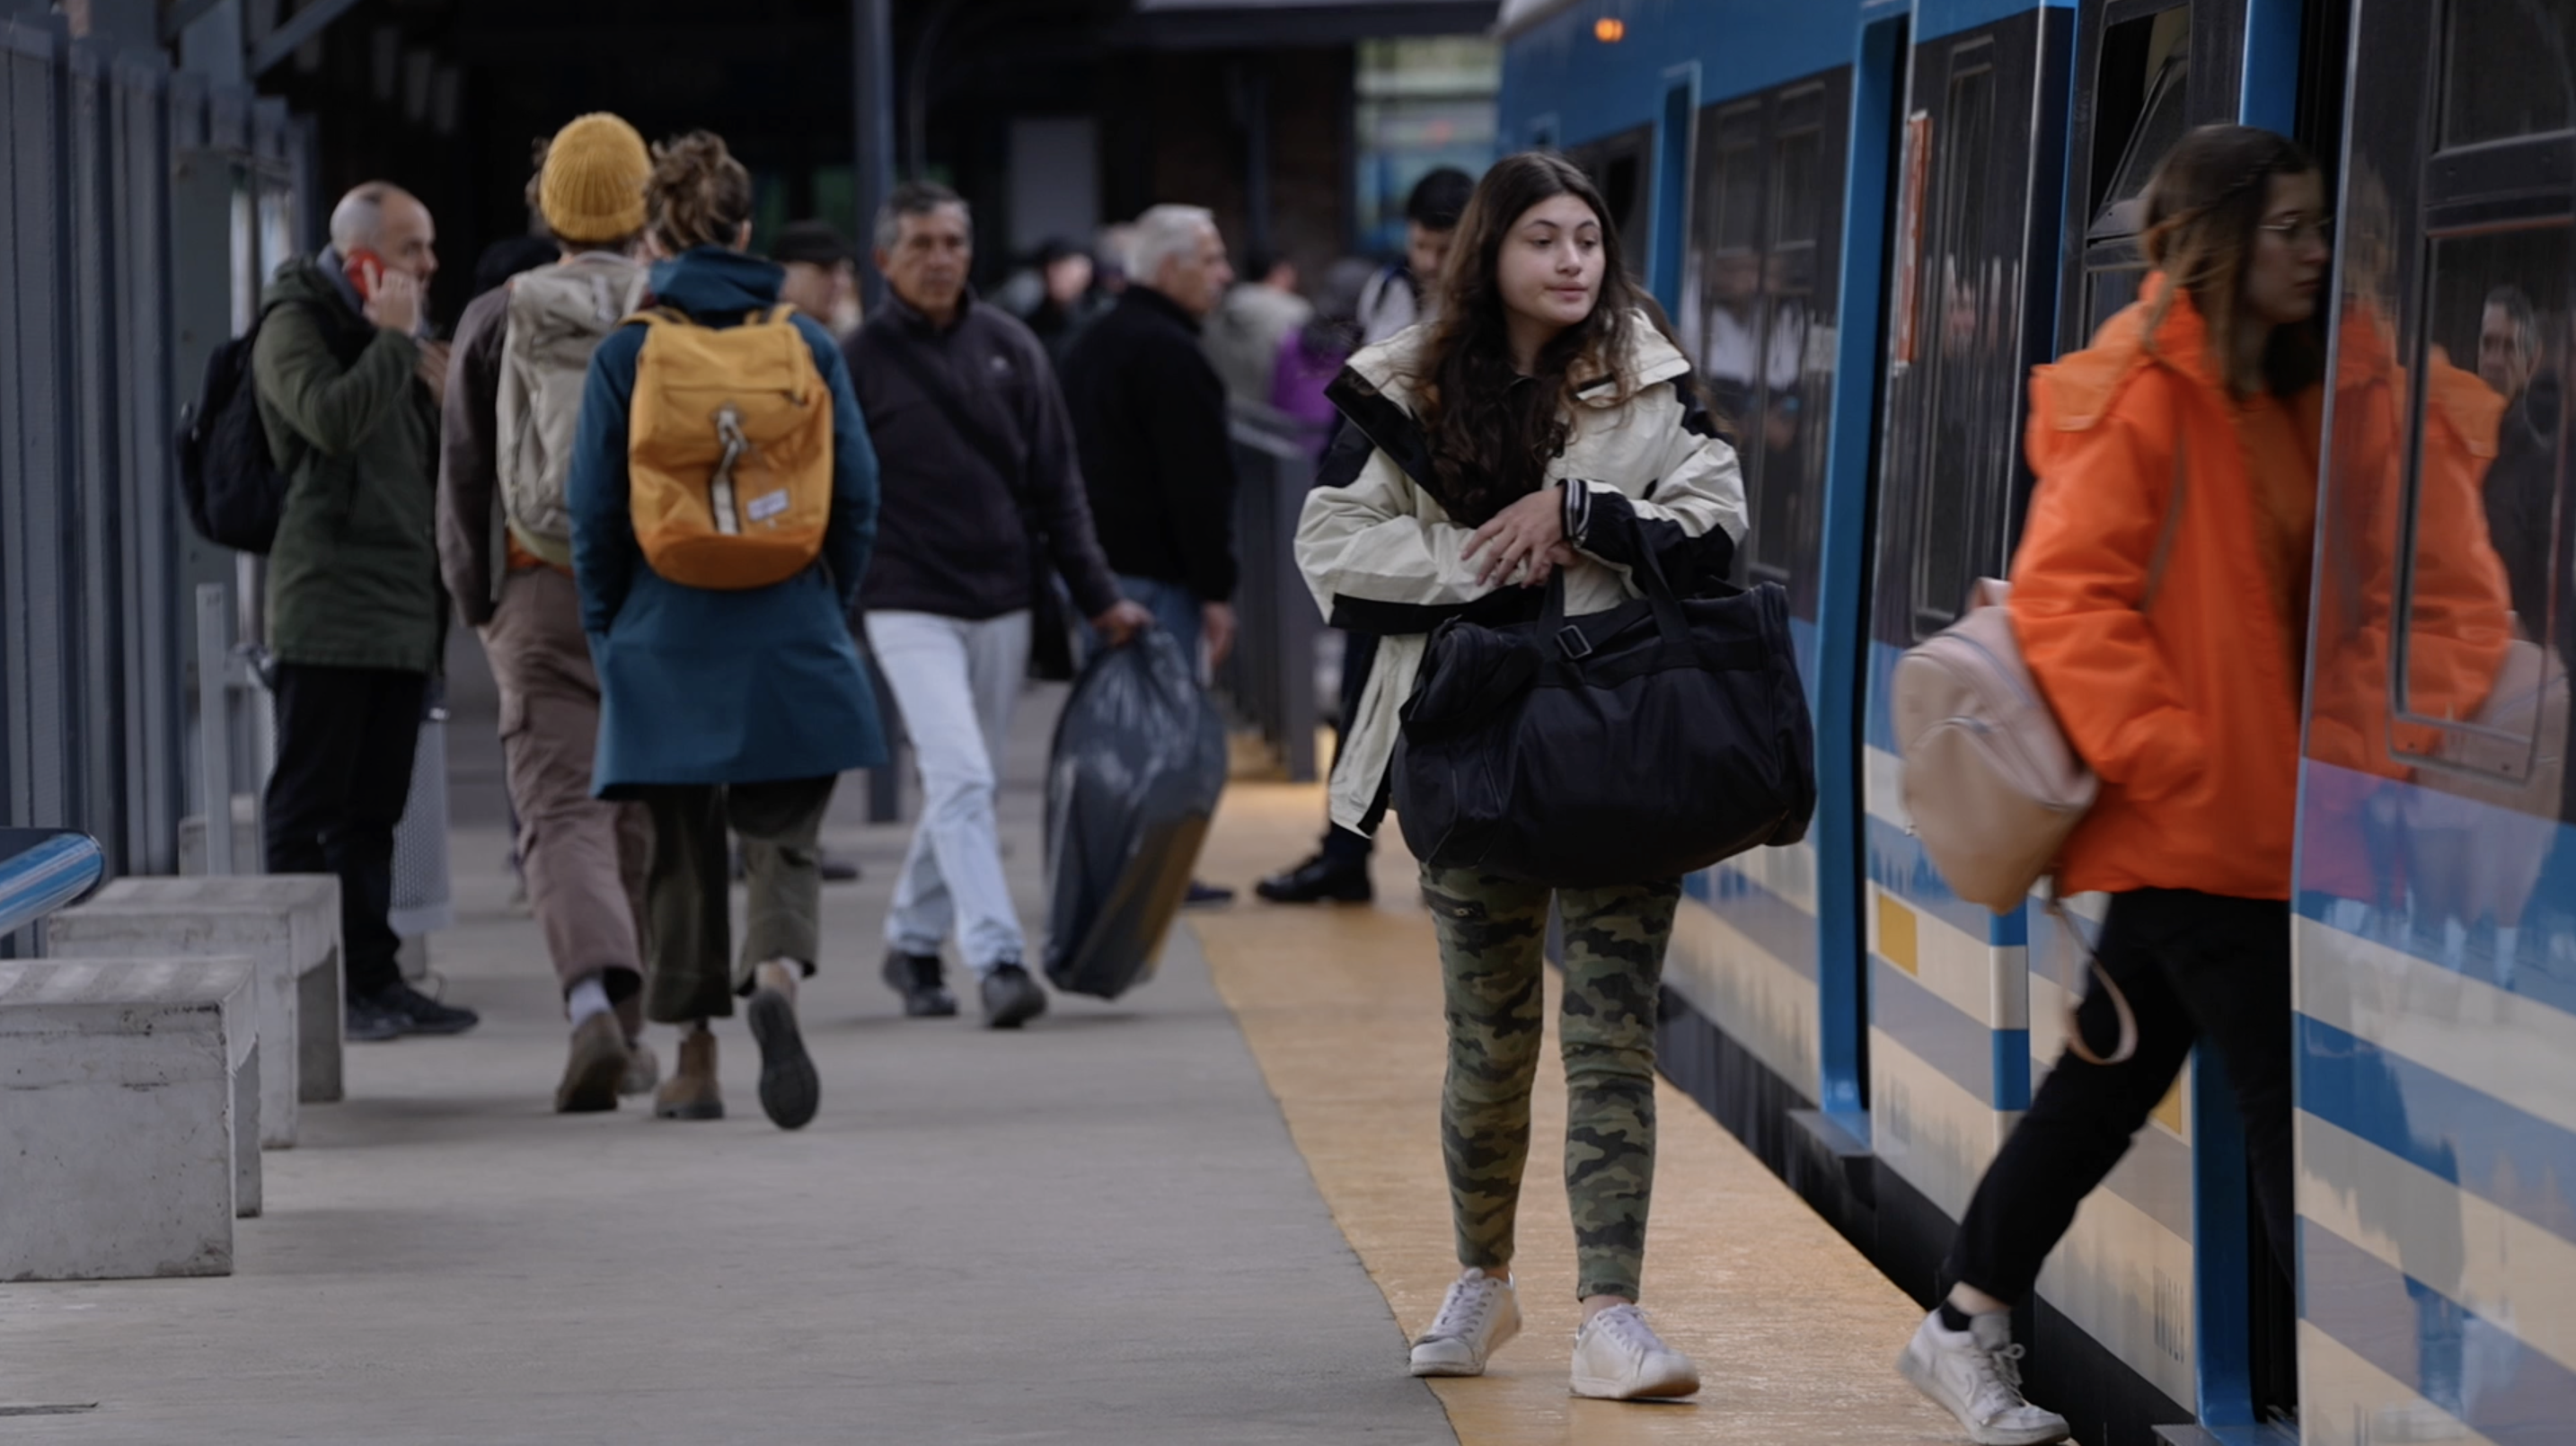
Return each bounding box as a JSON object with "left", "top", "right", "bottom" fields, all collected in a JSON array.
[{"left": 1042, "top": 630, "right": 1228, "bottom": 999}]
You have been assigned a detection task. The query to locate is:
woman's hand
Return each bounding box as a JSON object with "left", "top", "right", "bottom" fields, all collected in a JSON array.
[{"left": 1465, "top": 485, "right": 1569, "bottom": 588}]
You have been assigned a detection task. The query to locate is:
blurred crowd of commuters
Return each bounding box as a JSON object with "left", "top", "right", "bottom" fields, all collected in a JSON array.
[{"left": 247, "top": 110, "right": 1474, "bottom": 1127}]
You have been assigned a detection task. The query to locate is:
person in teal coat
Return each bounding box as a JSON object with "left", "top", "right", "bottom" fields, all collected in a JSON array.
[{"left": 566, "top": 131, "right": 883, "bottom": 1132}]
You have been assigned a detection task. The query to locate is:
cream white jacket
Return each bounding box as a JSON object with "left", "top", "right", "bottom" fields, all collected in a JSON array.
[{"left": 1294, "top": 313, "right": 1750, "bottom": 831}]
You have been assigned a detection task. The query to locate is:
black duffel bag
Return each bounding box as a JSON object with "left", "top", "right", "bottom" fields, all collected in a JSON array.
[{"left": 1392, "top": 554, "right": 1814, "bottom": 888}]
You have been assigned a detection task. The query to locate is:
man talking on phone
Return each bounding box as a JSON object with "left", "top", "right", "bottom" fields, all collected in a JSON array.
[{"left": 253, "top": 181, "right": 480, "bottom": 1045}]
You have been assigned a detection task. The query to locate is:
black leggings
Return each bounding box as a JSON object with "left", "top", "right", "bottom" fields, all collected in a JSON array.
[{"left": 1945, "top": 889, "right": 2295, "bottom": 1303}]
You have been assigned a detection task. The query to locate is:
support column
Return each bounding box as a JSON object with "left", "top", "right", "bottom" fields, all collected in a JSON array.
[{"left": 852, "top": 0, "right": 895, "bottom": 307}]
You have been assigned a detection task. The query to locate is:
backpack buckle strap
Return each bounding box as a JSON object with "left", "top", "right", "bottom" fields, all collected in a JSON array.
[{"left": 1556, "top": 624, "right": 1592, "bottom": 661}]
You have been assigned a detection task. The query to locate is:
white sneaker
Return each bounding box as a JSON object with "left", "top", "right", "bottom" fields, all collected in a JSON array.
[
  {"left": 1897, "top": 1308, "right": 2070, "bottom": 1445},
  {"left": 1568, "top": 1302, "right": 1700, "bottom": 1399},
  {"left": 1409, "top": 1269, "right": 1522, "bottom": 1377}
]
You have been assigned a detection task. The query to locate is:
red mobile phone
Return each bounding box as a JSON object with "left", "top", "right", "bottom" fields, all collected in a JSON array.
[{"left": 342, "top": 246, "right": 385, "bottom": 302}]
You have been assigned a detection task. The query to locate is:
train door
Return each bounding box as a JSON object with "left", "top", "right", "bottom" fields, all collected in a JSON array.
[
  {"left": 2054, "top": 4, "right": 2355, "bottom": 1439},
  {"left": 1651, "top": 66, "right": 1857, "bottom": 1157},
  {"left": 1565, "top": 125, "right": 1653, "bottom": 281},
  {"left": 1859, "top": 0, "right": 2072, "bottom": 1306},
  {"left": 2296, "top": 0, "right": 2575, "bottom": 1441}
]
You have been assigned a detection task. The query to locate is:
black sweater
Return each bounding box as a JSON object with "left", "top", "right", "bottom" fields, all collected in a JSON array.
[
  {"left": 1059, "top": 287, "right": 1239, "bottom": 603},
  {"left": 842, "top": 291, "right": 1121, "bottom": 621}
]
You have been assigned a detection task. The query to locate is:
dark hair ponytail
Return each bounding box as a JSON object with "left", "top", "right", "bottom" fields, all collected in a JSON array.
[{"left": 648, "top": 130, "right": 754, "bottom": 256}]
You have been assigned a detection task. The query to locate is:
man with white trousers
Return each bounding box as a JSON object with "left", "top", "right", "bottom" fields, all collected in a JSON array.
[{"left": 842, "top": 181, "right": 1151, "bottom": 1028}]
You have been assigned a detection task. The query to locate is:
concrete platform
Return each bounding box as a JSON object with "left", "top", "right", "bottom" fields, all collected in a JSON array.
[
  {"left": 0, "top": 671, "right": 1951, "bottom": 1442},
  {"left": 0, "top": 683, "right": 1450, "bottom": 1444}
]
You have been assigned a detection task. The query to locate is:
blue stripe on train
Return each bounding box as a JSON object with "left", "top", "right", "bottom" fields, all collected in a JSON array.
[
  {"left": 1689, "top": 859, "right": 1822, "bottom": 983},
  {"left": 2298, "top": 1015, "right": 2576, "bottom": 1247},
  {"left": 1873, "top": 957, "right": 2029, "bottom": 1107},
  {"left": 2302, "top": 1217, "right": 2576, "bottom": 1442}
]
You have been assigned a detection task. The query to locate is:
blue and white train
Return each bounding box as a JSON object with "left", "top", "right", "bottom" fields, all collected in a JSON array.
[{"left": 1497, "top": 0, "right": 2574, "bottom": 1442}]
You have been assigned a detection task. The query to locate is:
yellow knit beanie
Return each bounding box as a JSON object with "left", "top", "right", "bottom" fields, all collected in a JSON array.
[{"left": 538, "top": 113, "right": 650, "bottom": 244}]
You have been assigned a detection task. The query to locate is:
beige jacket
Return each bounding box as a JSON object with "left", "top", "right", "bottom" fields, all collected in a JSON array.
[{"left": 1295, "top": 313, "right": 1749, "bottom": 830}]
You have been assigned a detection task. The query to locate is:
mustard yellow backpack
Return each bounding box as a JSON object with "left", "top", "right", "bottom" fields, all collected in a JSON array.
[{"left": 624, "top": 305, "right": 832, "bottom": 590}]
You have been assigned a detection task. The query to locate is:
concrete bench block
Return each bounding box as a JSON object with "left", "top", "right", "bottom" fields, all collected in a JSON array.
[
  {"left": 46, "top": 875, "right": 344, "bottom": 1142},
  {"left": 0, "top": 958, "right": 257, "bottom": 1281}
]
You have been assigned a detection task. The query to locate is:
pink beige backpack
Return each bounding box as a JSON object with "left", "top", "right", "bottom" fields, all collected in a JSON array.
[{"left": 1890, "top": 440, "right": 2186, "bottom": 1065}]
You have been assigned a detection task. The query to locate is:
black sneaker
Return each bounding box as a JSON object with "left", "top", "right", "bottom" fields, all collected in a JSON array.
[
  {"left": 1255, "top": 852, "right": 1374, "bottom": 904},
  {"left": 880, "top": 949, "right": 958, "bottom": 1018},
  {"left": 980, "top": 962, "right": 1049, "bottom": 1030},
  {"left": 346, "top": 993, "right": 408, "bottom": 1043},
  {"left": 1184, "top": 879, "right": 1236, "bottom": 908},
  {"left": 746, "top": 975, "right": 819, "bottom": 1131},
  {"left": 366, "top": 981, "right": 480, "bottom": 1036}
]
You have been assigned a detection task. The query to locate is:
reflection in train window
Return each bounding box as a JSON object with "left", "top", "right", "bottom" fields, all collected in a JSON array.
[
  {"left": 1681, "top": 74, "right": 1848, "bottom": 612},
  {"left": 2445, "top": 0, "right": 2576, "bottom": 147},
  {"left": 1714, "top": 106, "right": 1762, "bottom": 252},
  {"left": 2080, "top": 14, "right": 2190, "bottom": 335},
  {"left": 1566, "top": 126, "right": 1654, "bottom": 282},
  {"left": 1913, "top": 58, "right": 2002, "bottom": 634},
  {"left": 2394, "top": 226, "right": 2570, "bottom": 774}
]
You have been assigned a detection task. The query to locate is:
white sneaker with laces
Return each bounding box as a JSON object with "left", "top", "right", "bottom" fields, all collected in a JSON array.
[
  {"left": 1408, "top": 1269, "right": 1522, "bottom": 1377},
  {"left": 1568, "top": 1302, "right": 1700, "bottom": 1399},
  {"left": 1897, "top": 1308, "right": 2071, "bottom": 1445}
]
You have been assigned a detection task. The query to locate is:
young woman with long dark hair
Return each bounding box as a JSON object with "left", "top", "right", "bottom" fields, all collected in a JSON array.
[
  {"left": 1294, "top": 152, "right": 1747, "bottom": 1400},
  {"left": 1895, "top": 123, "right": 2340, "bottom": 1446}
]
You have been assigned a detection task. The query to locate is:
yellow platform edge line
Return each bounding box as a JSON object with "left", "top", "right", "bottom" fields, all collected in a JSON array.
[{"left": 1188, "top": 783, "right": 1962, "bottom": 1446}]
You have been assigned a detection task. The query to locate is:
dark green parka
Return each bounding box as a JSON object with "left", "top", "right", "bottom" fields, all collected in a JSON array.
[{"left": 251, "top": 257, "right": 443, "bottom": 675}]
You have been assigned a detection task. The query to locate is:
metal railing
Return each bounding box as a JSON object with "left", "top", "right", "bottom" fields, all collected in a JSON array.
[
  {"left": 1214, "top": 404, "right": 1326, "bottom": 783},
  {"left": 2, "top": 14, "right": 308, "bottom": 877}
]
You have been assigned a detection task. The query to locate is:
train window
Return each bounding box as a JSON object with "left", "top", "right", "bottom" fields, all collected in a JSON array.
[
  {"left": 1567, "top": 127, "right": 1654, "bottom": 280},
  {"left": 2077, "top": 7, "right": 2191, "bottom": 342},
  {"left": 2443, "top": 0, "right": 2576, "bottom": 147},
  {"left": 2389, "top": 225, "right": 2571, "bottom": 777},
  {"left": 1714, "top": 105, "right": 1763, "bottom": 252},
  {"left": 1765, "top": 93, "right": 1831, "bottom": 590},
  {"left": 1774, "top": 132, "right": 1823, "bottom": 257},
  {"left": 1684, "top": 75, "right": 1848, "bottom": 604},
  {"left": 1912, "top": 57, "right": 2003, "bottom": 633},
  {"left": 1689, "top": 75, "right": 1854, "bottom": 597},
  {"left": 1695, "top": 102, "right": 1776, "bottom": 574}
]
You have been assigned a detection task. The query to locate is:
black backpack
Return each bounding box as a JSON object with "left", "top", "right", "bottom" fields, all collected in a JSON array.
[{"left": 176, "top": 300, "right": 365, "bottom": 553}]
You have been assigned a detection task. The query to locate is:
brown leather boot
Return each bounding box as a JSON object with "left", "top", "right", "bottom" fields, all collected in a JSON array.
[
  {"left": 555, "top": 1011, "right": 632, "bottom": 1114},
  {"left": 653, "top": 1024, "right": 723, "bottom": 1121}
]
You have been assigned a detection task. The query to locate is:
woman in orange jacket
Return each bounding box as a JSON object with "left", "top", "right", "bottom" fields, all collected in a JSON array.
[{"left": 1899, "top": 125, "right": 2339, "bottom": 1446}]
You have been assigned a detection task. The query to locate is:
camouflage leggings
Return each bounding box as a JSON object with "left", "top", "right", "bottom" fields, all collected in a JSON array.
[{"left": 1424, "top": 865, "right": 1681, "bottom": 1302}]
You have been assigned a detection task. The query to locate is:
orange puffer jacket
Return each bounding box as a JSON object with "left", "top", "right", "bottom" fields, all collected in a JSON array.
[
  {"left": 2011, "top": 284, "right": 2320, "bottom": 900},
  {"left": 2013, "top": 283, "right": 2512, "bottom": 901}
]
